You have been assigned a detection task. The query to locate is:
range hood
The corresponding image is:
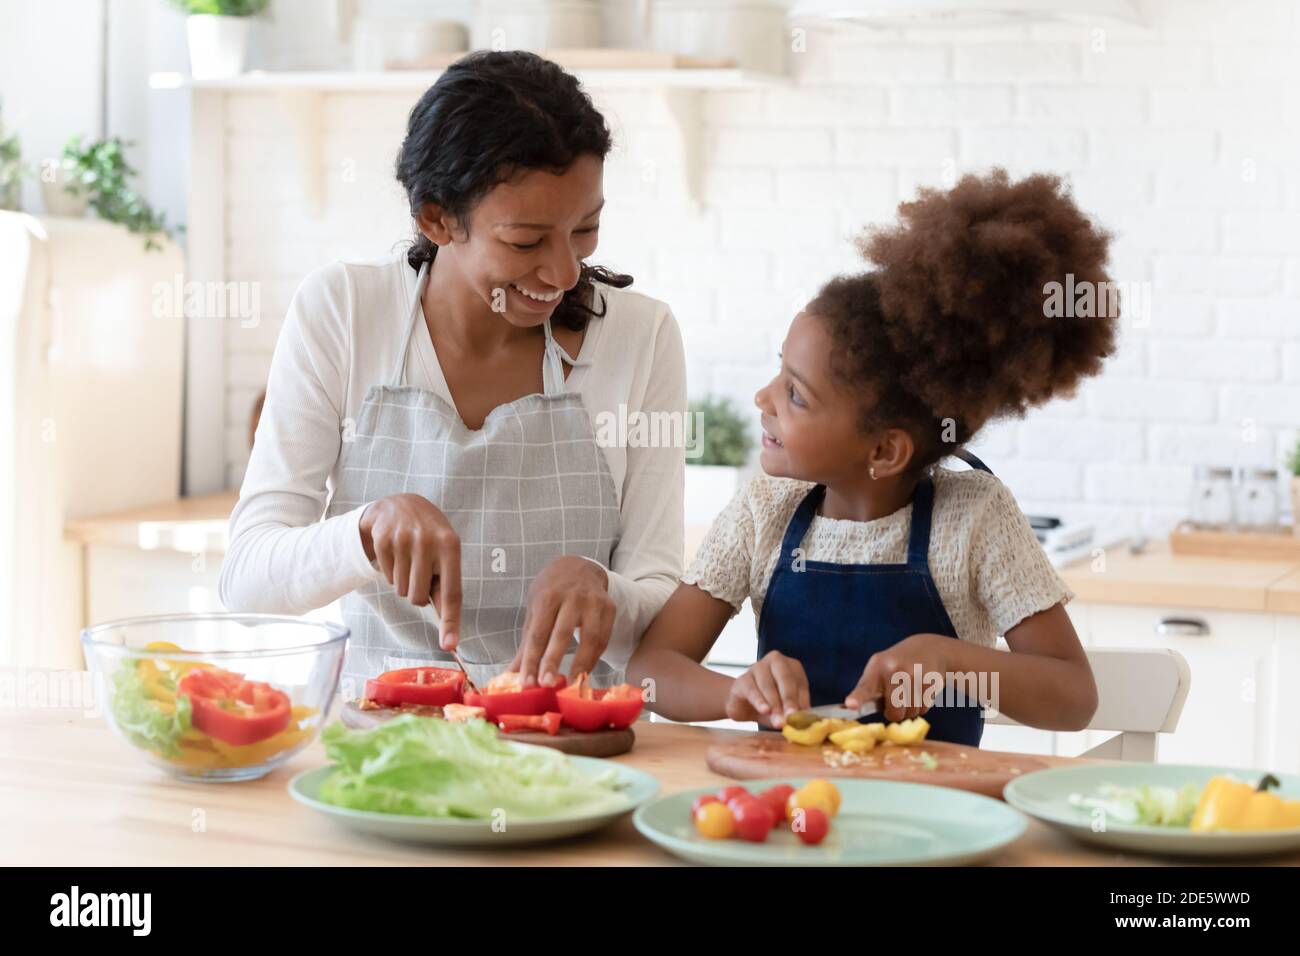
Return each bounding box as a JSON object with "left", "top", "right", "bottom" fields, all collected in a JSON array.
[{"left": 788, "top": 0, "right": 1146, "bottom": 28}]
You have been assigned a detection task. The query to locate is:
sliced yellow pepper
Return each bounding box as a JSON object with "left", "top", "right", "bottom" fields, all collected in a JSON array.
[
  {"left": 832, "top": 736, "right": 876, "bottom": 754},
  {"left": 824, "top": 718, "right": 860, "bottom": 735},
  {"left": 1190, "top": 775, "right": 1300, "bottom": 832},
  {"left": 829, "top": 724, "right": 879, "bottom": 753},
  {"left": 882, "top": 717, "right": 930, "bottom": 746},
  {"left": 781, "top": 718, "right": 832, "bottom": 747}
]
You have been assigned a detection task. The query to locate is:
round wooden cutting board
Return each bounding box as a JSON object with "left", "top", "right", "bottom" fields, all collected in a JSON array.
[
  {"left": 706, "top": 735, "right": 1049, "bottom": 800},
  {"left": 339, "top": 700, "right": 635, "bottom": 758}
]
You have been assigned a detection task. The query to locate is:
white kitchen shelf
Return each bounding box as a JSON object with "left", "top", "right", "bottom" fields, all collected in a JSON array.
[
  {"left": 149, "top": 67, "right": 786, "bottom": 92},
  {"left": 151, "top": 67, "right": 786, "bottom": 213}
]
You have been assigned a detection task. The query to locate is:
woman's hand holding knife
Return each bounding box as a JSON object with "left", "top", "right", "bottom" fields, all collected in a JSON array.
[
  {"left": 358, "top": 493, "right": 463, "bottom": 650},
  {"left": 359, "top": 495, "right": 615, "bottom": 685}
]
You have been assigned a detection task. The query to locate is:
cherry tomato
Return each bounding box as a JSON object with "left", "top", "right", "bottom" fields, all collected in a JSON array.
[
  {"left": 730, "top": 797, "right": 772, "bottom": 843},
  {"left": 758, "top": 785, "right": 796, "bottom": 826},
  {"left": 792, "top": 806, "right": 830, "bottom": 845},
  {"left": 717, "top": 785, "right": 749, "bottom": 804},
  {"left": 694, "top": 801, "right": 735, "bottom": 840},
  {"left": 692, "top": 794, "right": 722, "bottom": 817}
]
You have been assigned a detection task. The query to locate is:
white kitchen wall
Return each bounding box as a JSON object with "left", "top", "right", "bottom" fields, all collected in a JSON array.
[{"left": 216, "top": 0, "right": 1300, "bottom": 538}]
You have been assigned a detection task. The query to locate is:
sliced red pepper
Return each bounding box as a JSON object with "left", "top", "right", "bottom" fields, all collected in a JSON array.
[
  {"left": 178, "top": 667, "right": 291, "bottom": 746},
  {"left": 364, "top": 667, "right": 465, "bottom": 708},
  {"left": 464, "top": 675, "right": 566, "bottom": 719},
  {"left": 556, "top": 678, "right": 644, "bottom": 732},
  {"left": 497, "top": 712, "right": 562, "bottom": 736}
]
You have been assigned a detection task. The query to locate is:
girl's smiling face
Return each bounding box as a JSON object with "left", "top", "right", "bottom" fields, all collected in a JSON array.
[{"left": 754, "top": 310, "right": 911, "bottom": 485}]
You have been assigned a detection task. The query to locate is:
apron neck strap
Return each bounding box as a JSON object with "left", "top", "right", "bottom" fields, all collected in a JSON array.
[
  {"left": 390, "top": 260, "right": 431, "bottom": 387},
  {"left": 905, "top": 475, "right": 936, "bottom": 566},
  {"left": 396, "top": 269, "right": 591, "bottom": 395},
  {"left": 951, "top": 447, "right": 993, "bottom": 474},
  {"left": 541, "top": 315, "right": 592, "bottom": 396},
  {"left": 778, "top": 485, "right": 825, "bottom": 566},
  {"left": 779, "top": 478, "right": 937, "bottom": 569}
]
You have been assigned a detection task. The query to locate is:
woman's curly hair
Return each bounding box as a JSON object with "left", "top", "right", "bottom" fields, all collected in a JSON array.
[{"left": 811, "top": 168, "right": 1119, "bottom": 475}]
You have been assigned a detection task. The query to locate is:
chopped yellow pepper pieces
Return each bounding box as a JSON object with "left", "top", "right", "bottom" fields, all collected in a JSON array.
[
  {"left": 829, "top": 726, "right": 877, "bottom": 753},
  {"left": 781, "top": 718, "right": 833, "bottom": 746},
  {"left": 883, "top": 717, "right": 930, "bottom": 746},
  {"left": 1190, "top": 775, "right": 1300, "bottom": 832}
]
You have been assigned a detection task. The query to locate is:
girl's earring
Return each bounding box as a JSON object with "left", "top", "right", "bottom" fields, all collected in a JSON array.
[{"left": 869, "top": 466, "right": 877, "bottom": 481}]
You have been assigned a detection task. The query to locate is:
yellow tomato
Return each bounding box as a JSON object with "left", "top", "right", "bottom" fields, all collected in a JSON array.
[
  {"left": 801, "top": 779, "right": 841, "bottom": 816},
  {"left": 695, "top": 801, "right": 735, "bottom": 839},
  {"left": 787, "top": 788, "right": 835, "bottom": 821}
]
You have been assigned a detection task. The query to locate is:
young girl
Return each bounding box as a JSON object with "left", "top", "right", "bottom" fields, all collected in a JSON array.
[{"left": 627, "top": 169, "right": 1117, "bottom": 746}]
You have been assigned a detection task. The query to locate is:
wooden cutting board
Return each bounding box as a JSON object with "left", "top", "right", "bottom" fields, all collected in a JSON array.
[
  {"left": 706, "top": 735, "right": 1049, "bottom": 800},
  {"left": 339, "top": 700, "right": 634, "bottom": 758}
]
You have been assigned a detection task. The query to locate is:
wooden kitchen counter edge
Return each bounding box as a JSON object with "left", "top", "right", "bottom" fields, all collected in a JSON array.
[
  {"left": 1057, "top": 539, "right": 1300, "bottom": 615},
  {"left": 3, "top": 694, "right": 1298, "bottom": 866}
]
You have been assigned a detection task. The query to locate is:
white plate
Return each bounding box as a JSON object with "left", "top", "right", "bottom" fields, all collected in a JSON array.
[{"left": 1004, "top": 763, "right": 1300, "bottom": 859}]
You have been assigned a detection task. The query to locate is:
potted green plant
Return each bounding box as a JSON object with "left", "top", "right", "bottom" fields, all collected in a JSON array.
[
  {"left": 168, "top": 0, "right": 271, "bottom": 80},
  {"left": 685, "top": 395, "right": 754, "bottom": 525},
  {"left": 1286, "top": 436, "right": 1300, "bottom": 535},
  {"left": 53, "top": 136, "right": 175, "bottom": 250}
]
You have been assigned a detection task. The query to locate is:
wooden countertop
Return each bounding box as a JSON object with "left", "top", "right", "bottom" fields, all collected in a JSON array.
[
  {"left": 64, "top": 491, "right": 239, "bottom": 553},
  {"left": 1058, "top": 538, "right": 1300, "bottom": 614},
  {"left": 2, "top": 679, "right": 1295, "bottom": 866}
]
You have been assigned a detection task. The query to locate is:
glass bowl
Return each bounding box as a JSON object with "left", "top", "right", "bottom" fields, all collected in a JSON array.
[{"left": 82, "top": 613, "right": 348, "bottom": 782}]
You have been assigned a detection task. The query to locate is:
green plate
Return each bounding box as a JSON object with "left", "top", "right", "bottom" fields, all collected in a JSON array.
[
  {"left": 289, "top": 744, "right": 659, "bottom": 846},
  {"left": 1004, "top": 763, "right": 1300, "bottom": 859},
  {"left": 634, "top": 778, "right": 1027, "bottom": 866}
]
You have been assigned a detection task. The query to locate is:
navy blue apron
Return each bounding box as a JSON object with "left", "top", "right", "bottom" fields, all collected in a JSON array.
[{"left": 755, "top": 450, "right": 993, "bottom": 746}]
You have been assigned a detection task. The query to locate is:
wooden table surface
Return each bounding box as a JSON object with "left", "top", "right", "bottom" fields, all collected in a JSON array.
[{"left": 4, "top": 690, "right": 1297, "bottom": 867}]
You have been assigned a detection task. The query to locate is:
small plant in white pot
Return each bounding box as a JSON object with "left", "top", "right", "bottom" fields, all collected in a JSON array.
[
  {"left": 1287, "top": 436, "right": 1300, "bottom": 536},
  {"left": 685, "top": 396, "right": 754, "bottom": 526},
  {"left": 169, "top": 0, "right": 270, "bottom": 80}
]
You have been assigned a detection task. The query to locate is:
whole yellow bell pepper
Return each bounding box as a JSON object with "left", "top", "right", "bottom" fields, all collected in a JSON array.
[{"left": 1190, "top": 774, "right": 1300, "bottom": 832}]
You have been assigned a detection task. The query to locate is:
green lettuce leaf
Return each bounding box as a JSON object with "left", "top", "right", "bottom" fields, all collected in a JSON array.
[
  {"left": 317, "top": 715, "right": 627, "bottom": 820},
  {"left": 110, "top": 664, "right": 191, "bottom": 758},
  {"left": 1069, "top": 782, "right": 1201, "bottom": 827}
]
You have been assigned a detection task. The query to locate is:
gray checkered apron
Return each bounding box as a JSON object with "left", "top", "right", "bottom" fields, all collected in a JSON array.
[{"left": 325, "top": 261, "right": 622, "bottom": 695}]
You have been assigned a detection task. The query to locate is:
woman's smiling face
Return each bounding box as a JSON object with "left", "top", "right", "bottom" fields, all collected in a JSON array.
[
  {"left": 420, "top": 152, "right": 605, "bottom": 328},
  {"left": 754, "top": 310, "right": 879, "bottom": 484}
]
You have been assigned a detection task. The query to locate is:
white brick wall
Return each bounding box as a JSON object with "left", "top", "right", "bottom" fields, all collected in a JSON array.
[{"left": 218, "top": 0, "right": 1300, "bottom": 535}]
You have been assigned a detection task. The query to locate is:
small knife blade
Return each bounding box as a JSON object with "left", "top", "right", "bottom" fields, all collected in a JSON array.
[
  {"left": 784, "top": 697, "right": 883, "bottom": 730},
  {"left": 426, "top": 590, "right": 478, "bottom": 694}
]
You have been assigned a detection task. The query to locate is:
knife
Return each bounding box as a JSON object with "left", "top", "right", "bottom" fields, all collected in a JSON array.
[
  {"left": 425, "top": 591, "right": 479, "bottom": 695},
  {"left": 783, "top": 697, "right": 883, "bottom": 730}
]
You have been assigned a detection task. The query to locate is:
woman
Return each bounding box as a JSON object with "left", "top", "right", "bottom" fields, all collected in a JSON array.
[{"left": 220, "top": 51, "right": 686, "bottom": 696}]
